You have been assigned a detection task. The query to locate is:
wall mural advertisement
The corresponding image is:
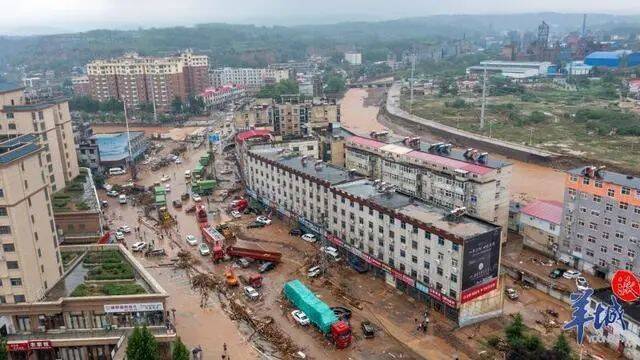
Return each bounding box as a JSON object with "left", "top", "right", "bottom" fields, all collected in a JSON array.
[
  {"left": 563, "top": 270, "right": 636, "bottom": 345},
  {"left": 461, "top": 230, "right": 501, "bottom": 298}
]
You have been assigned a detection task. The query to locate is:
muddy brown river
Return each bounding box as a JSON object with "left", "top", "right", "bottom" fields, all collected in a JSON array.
[{"left": 339, "top": 88, "right": 566, "bottom": 202}]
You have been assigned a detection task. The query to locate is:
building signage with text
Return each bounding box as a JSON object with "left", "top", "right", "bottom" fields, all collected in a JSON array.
[
  {"left": 104, "top": 302, "right": 164, "bottom": 313},
  {"left": 461, "top": 278, "right": 499, "bottom": 304},
  {"left": 461, "top": 230, "right": 500, "bottom": 291}
]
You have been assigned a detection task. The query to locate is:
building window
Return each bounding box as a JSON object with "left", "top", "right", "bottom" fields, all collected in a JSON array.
[
  {"left": 607, "top": 189, "right": 615, "bottom": 197},
  {"left": 0, "top": 226, "right": 11, "bottom": 234},
  {"left": 437, "top": 237, "right": 445, "bottom": 246},
  {"left": 6, "top": 261, "right": 18, "bottom": 269},
  {"left": 600, "top": 246, "right": 607, "bottom": 253},
  {"left": 14, "top": 295, "right": 26, "bottom": 304},
  {"left": 0, "top": 207, "right": 7, "bottom": 216},
  {"left": 449, "top": 289, "right": 457, "bottom": 298},
  {"left": 451, "top": 274, "right": 458, "bottom": 283},
  {"left": 613, "top": 244, "right": 623, "bottom": 253},
  {"left": 2, "top": 243, "right": 15, "bottom": 252},
  {"left": 437, "top": 267, "right": 443, "bottom": 276},
  {"left": 10, "top": 278, "right": 22, "bottom": 286},
  {"left": 620, "top": 202, "right": 629, "bottom": 210}
]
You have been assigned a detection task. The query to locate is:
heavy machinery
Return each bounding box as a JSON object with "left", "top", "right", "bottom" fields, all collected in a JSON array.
[
  {"left": 225, "top": 268, "right": 238, "bottom": 286},
  {"left": 283, "top": 280, "right": 351, "bottom": 349},
  {"left": 199, "top": 153, "right": 211, "bottom": 166},
  {"left": 229, "top": 198, "right": 248, "bottom": 213},
  {"left": 201, "top": 223, "right": 226, "bottom": 246},
  {"left": 239, "top": 274, "right": 263, "bottom": 288},
  {"left": 192, "top": 180, "right": 216, "bottom": 196},
  {"left": 215, "top": 223, "right": 235, "bottom": 242},
  {"left": 154, "top": 186, "right": 167, "bottom": 207}
]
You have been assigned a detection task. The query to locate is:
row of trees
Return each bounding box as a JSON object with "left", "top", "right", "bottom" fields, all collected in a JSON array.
[
  {"left": 69, "top": 94, "right": 206, "bottom": 121},
  {"left": 489, "top": 314, "right": 574, "bottom": 360}
]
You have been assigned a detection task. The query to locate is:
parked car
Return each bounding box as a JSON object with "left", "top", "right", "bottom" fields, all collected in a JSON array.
[
  {"left": 184, "top": 170, "right": 191, "bottom": 179},
  {"left": 505, "top": 287, "right": 519, "bottom": 300},
  {"left": 186, "top": 235, "right": 198, "bottom": 246},
  {"left": 230, "top": 210, "right": 242, "bottom": 219},
  {"left": 192, "top": 193, "right": 202, "bottom": 202},
  {"left": 244, "top": 286, "right": 260, "bottom": 301},
  {"left": 106, "top": 190, "right": 119, "bottom": 197},
  {"left": 101, "top": 201, "right": 109, "bottom": 208},
  {"left": 258, "top": 262, "right": 276, "bottom": 273},
  {"left": 576, "top": 277, "right": 590, "bottom": 291},
  {"left": 549, "top": 268, "right": 567, "bottom": 279},
  {"left": 291, "top": 310, "right": 310, "bottom": 326},
  {"left": 307, "top": 266, "right": 321, "bottom": 278},
  {"left": 331, "top": 307, "right": 352, "bottom": 320},
  {"left": 175, "top": 158, "right": 182, "bottom": 164},
  {"left": 131, "top": 242, "right": 147, "bottom": 252},
  {"left": 321, "top": 246, "right": 341, "bottom": 261},
  {"left": 172, "top": 199, "right": 183, "bottom": 208},
  {"left": 199, "top": 243, "right": 210, "bottom": 256},
  {"left": 108, "top": 167, "right": 125, "bottom": 176},
  {"left": 301, "top": 234, "right": 316, "bottom": 243},
  {"left": 563, "top": 270, "right": 581, "bottom": 279},
  {"left": 165, "top": 183, "right": 171, "bottom": 192},
  {"left": 160, "top": 175, "right": 170, "bottom": 182},
  {"left": 361, "top": 320, "right": 375, "bottom": 338},
  {"left": 115, "top": 231, "right": 125, "bottom": 241},
  {"left": 236, "top": 258, "right": 251, "bottom": 268},
  {"left": 118, "top": 225, "right": 132, "bottom": 233},
  {"left": 289, "top": 228, "right": 302, "bottom": 236},
  {"left": 118, "top": 194, "right": 127, "bottom": 204},
  {"left": 256, "top": 216, "right": 271, "bottom": 225}
]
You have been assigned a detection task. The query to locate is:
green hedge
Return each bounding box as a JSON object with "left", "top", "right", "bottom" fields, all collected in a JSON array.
[{"left": 71, "top": 283, "right": 146, "bottom": 297}]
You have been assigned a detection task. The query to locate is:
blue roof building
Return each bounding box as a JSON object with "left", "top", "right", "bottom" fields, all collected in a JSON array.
[
  {"left": 91, "top": 131, "right": 149, "bottom": 168},
  {"left": 584, "top": 50, "right": 638, "bottom": 68}
]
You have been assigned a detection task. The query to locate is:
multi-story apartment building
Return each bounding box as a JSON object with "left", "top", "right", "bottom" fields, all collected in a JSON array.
[
  {"left": 0, "top": 134, "right": 63, "bottom": 304},
  {"left": 86, "top": 50, "right": 209, "bottom": 109},
  {"left": 1, "top": 244, "right": 175, "bottom": 359},
  {"left": 71, "top": 76, "right": 90, "bottom": 97},
  {"left": 199, "top": 84, "right": 246, "bottom": 109},
  {"left": 345, "top": 136, "right": 511, "bottom": 242},
  {"left": 243, "top": 148, "right": 503, "bottom": 327},
  {"left": 1, "top": 84, "right": 79, "bottom": 192},
  {"left": 210, "top": 67, "right": 289, "bottom": 90},
  {"left": 233, "top": 99, "right": 272, "bottom": 131},
  {"left": 271, "top": 98, "right": 340, "bottom": 137},
  {"left": 559, "top": 166, "right": 640, "bottom": 279}
]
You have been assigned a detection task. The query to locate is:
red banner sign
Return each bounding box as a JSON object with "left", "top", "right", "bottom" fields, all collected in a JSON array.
[
  {"left": 611, "top": 270, "right": 640, "bottom": 302},
  {"left": 28, "top": 340, "right": 53, "bottom": 350},
  {"left": 8, "top": 342, "right": 28, "bottom": 352},
  {"left": 460, "top": 278, "right": 498, "bottom": 304}
]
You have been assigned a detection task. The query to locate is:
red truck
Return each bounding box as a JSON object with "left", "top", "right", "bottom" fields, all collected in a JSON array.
[
  {"left": 200, "top": 223, "right": 225, "bottom": 246},
  {"left": 230, "top": 198, "right": 248, "bottom": 212},
  {"left": 212, "top": 246, "right": 282, "bottom": 263},
  {"left": 196, "top": 204, "right": 207, "bottom": 223}
]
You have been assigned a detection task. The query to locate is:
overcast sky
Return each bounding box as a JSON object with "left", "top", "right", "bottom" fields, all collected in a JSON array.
[{"left": 3, "top": 0, "right": 640, "bottom": 34}]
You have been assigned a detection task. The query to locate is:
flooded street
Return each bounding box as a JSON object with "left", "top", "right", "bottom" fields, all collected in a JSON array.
[
  {"left": 92, "top": 124, "right": 205, "bottom": 141},
  {"left": 339, "top": 88, "right": 566, "bottom": 202}
]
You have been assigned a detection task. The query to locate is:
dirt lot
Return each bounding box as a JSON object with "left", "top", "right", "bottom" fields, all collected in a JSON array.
[{"left": 91, "top": 124, "right": 206, "bottom": 141}]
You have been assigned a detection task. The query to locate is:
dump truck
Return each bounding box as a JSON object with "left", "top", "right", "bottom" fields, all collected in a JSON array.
[
  {"left": 283, "top": 280, "right": 351, "bottom": 349},
  {"left": 215, "top": 223, "right": 235, "bottom": 242},
  {"left": 193, "top": 165, "right": 204, "bottom": 180},
  {"left": 192, "top": 180, "right": 216, "bottom": 195},
  {"left": 154, "top": 186, "right": 167, "bottom": 207},
  {"left": 212, "top": 246, "right": 282, "bottom": 263},
  {"left": 196, "top": 204, "right": 207, "bottom": 223},
  {"left": 199, "top": 153, "right": 211, "bottom": 166}
]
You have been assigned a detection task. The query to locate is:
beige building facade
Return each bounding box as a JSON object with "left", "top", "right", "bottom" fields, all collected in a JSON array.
[{"left": 344, "top": 136, "right": 511, "bottom": 242}]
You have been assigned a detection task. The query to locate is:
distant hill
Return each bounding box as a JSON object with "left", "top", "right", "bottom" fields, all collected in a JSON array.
[{"left": 1, "top": 13, "right": 639, "bottom": 73}]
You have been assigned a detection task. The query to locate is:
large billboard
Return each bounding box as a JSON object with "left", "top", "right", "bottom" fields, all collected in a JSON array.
[{"left": 461, "top": 229, "right": 501, "bottom": 294}]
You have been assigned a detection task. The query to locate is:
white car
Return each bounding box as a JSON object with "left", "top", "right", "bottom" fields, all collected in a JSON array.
[
  {"left": 199, "top": 243, "right": 210, "bottom": 256},
  {"left": 184, "top": 170, "right": 191, "bottom": 178},
  {"left": 576, "top": 277, "right": 590, "bottom": 291},
  {"left": 321, "top": 246, "right": 338, "bottom": 254},
  {"left": 175, "top": 158, "right": 182, "bottom": 164},
  {"left": 307, "top": 266, "right": 321, "bottom": 278},
  {"left": 115, "top": 231, "right": 125, "bottom": 240},
  {"left": 256, "top": 216, "right": 271, "bottom": 225},
  {"left": 291, "top": 310, "right": 310, "bottom": 326},
  {"left": 301, "top": 234, "right": 316, "bottom": 243},
  {"left": 160, "top": 175, "right": 170, "bottom": 182},
  {"left": 165, "top": 183, "right": 171, "bottom": 192},
  {"left": 230, "top": 210, "right": 242, "bottom": 219},
  {"left": 118, "top": 225, "right": 132, "bottom": 234},
  {"left": 131, "top": 242, "right": 147, "bottom": 252},
  {"left": 186, "top": 235, "right": 198, "bottom": 246},
  {"left": 192, "top": 193, "right": 202, "bottom": 202},
  {"left": 563, "top": 270, "right": 581, "bottom": 279},
  {"left": 244, "top": 286, "right": 260, "bottom": 301},
  {"left": 106, "top": 190, "right": 119, "bottom": 197}
]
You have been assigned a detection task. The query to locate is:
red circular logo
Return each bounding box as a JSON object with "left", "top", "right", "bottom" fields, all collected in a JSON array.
[{"left": 611, "top": 270, "right": 640, "bottom": 302}]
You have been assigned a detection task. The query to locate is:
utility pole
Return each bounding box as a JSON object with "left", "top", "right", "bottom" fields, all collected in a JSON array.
[
  {"left": 123, "top": 100, "right": 136, "bottom": 180},
  {"left": 409, "top": 53, "right": 416, "bottom": 115},
  {"left": 529, "top": 128, "right": 534, "bottom": 145},
  {"left": 149, "top": 73, "right": 158, "bottom": 123},
  {"left": 480, "top": 62, "right": 487, "bottom": 130}
]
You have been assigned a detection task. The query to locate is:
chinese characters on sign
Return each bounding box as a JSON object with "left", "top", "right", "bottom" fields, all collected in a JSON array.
[
  {"left": 611, "top": 270, "right": 640, "bottom": 303},
  {"left": 563, "top": 288, "right": 628, "bottom": 344},
  {"left": 104, "top": 302, "right": 164, "bottom": 313}
]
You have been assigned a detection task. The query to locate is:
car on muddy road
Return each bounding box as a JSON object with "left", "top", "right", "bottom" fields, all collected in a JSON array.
[{"left": 291, "top": 310, "right": 310, "bottom": 326}]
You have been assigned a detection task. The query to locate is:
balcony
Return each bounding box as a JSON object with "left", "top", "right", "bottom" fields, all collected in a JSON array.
[{"left": 7, "top": 325, "right": 175, "bottom": 344}]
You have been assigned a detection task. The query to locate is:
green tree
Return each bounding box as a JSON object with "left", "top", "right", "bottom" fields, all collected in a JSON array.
[
  {"left": 550, "top": 333, "right": 573, "bottom": 360},
  {"left": 505, "top": 314, "right": 525, "bottom": 346},
  {"left": 325, "top": 75, "right": 346, "bottom": 93},
  {"left": 99, "top": 98, "right": 124, "bottom": 113},
  {"left": 0, "top": 337, "right": 7, "bottom": 360},
  {"left": 257, "top": 79, "right": 299, "bottom": 100},
  {"left": 187, "top": 95, "right": 205, "bottom": 115},
  {"left": 172, "top": 337, "right": 190, "bottom": 360},
  {"left": 171, "top": 96, "right": 183, "bottom": 114},
  {"left": 126, "top": 326, "right": 159, "bottom": 360}
]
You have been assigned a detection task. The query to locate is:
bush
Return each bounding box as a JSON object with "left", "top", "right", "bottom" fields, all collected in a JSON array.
[
  {"left": 445, "top": 98, "right": 468, "bottom": 108},
  {"left": 102, "top": 283, "right": 146, "bottom": 295},
  {"left": 487, "top": 336, "right": 501, "bottom": 348}
]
